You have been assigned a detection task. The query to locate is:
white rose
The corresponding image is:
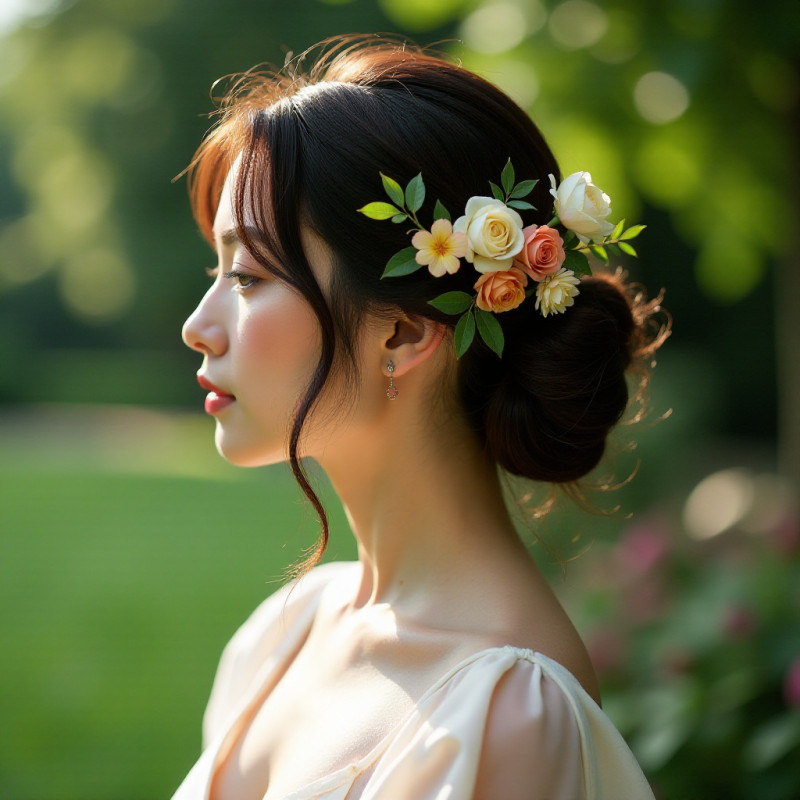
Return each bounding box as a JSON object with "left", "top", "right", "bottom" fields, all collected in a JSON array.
[
  {"left": 453, "top": 196, "right": 525, "bottom": 273},
  {"left": 549, "top": 172, "right": 614, "bottom": 244}
]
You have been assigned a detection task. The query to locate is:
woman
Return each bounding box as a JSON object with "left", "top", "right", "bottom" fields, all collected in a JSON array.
[{"left": 176, "top": 36, "right": 666, "bottom": 800}]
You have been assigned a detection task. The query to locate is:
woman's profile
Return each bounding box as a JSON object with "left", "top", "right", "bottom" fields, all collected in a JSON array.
[{"left": 175, "top": 35, "right": 667, "bottom": 800}]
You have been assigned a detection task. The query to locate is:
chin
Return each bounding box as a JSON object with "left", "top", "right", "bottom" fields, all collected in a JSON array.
[{"left": 214, "top": 426, "right": 289, "bottom": 468}]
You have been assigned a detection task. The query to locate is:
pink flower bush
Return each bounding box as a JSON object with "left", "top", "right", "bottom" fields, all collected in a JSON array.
[{"left": 784, "top": 657, "right": 800, "bottom": 709}]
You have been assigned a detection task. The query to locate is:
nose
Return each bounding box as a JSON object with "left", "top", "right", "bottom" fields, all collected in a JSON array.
[{"left": 182, "top": 284, "right": 228, "bottom": 357}]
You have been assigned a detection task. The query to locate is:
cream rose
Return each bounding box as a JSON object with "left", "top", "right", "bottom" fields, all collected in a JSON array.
[
  {"left": 549, "top": 172, "right": 614, "bottom": 243},
  {"left": 535, "top": 268, "right": 580, "bottom": 317},
  {"left": 514, "top": 224, "right": 566, "bottom": 281},
  {"left": 453, "top": 196, "right": 525, "bottom": 273},
  {"left": 474, "top": 267, "right": 528, "bottom": 313}
]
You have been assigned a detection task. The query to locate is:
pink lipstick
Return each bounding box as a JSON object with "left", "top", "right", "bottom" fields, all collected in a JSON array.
[{"left": 197, "top": 374, "right": 236, "bottom": 415}]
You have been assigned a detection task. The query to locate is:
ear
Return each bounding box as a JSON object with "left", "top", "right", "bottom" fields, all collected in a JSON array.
[{"left": 382, "top": 316, "right": 447, "bottom": 377}]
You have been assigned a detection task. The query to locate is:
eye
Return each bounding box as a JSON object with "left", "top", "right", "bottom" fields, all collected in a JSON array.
[{"left": 223, "top": 269, "right": 261, "bottom": 290}]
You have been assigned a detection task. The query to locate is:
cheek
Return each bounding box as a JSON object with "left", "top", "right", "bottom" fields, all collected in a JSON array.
[{"left": 236, "top": 289, "right": 321, "bottom": 418}]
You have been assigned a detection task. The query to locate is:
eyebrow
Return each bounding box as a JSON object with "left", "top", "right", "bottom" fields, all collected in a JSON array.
[{"left": 217, "top": 226, "right": 265, "bottom": 247}]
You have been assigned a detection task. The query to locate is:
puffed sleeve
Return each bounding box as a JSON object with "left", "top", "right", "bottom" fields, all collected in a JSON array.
[
  {"left": 472, "top": 659, "right": 585, "bottom": 800},
  {"left": 359, "top": 648, "right": 655, "bottom": 800}
]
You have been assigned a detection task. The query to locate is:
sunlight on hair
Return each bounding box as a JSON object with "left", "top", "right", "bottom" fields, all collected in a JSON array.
[
  {"left": 549, "top": 0, "right": 608, "bottom": 50},
  {"left": 633, "top": 72, "right": 690, "bottom": 125},
  {"left": 59, "top": 247, "right": 136, "bottom": 323},
  {"left": 460, "top": 2, "right": 540, "bottom": 55},
  {"left": 683, "top": 469, "right": 755, "bottom": 540}
]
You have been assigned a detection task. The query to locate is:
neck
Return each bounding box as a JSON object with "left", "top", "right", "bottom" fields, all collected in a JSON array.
[{"left": 315, "top": 392, "right": 529, "bottom": 617}]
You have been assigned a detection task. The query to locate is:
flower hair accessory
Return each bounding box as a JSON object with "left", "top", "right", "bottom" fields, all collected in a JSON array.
[{"left": 357, "top": 160, "right": 644, "bottom": 357}]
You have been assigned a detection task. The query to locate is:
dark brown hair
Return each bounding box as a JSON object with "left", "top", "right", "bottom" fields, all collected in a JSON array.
[{"left": 185, "top": 36, "right": 668, "bottom": 569}]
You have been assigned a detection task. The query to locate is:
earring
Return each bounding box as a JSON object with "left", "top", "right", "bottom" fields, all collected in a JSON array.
[{"left": 386, "top": 361, "right": 398, "bottom": 400}]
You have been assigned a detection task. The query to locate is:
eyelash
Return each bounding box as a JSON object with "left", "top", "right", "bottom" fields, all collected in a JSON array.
[{"left": 223, "top": 269, "right": 261, "bottom": 290}]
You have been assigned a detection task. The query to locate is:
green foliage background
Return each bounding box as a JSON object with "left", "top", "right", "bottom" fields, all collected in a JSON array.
[{"left": 0, "top": 0, "right": 798, "bottom": 797}]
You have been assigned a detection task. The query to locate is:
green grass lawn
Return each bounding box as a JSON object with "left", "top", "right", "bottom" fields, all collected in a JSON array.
[
  {"left": 0, "top": 406, "right": 354, "bottom": 799},
  {"left": 0, "top": 399, "right": 680, "bottom": 799}
]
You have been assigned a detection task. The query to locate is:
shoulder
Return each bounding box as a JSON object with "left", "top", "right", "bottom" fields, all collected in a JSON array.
[
  {"left": 369, "top": 647, "right": 654, "bottom": 800},
  {"left": 202, "top": 560, "right": 358, "bottom": 745},
  {"left": 215, "top": 560, "right": 357, "bottom": 675},
  {"left": 472, "top": 650, "right": 586, "bottom": 800},
  {"left": 470, "top": 649, "right": 655, "bottom": 800}
]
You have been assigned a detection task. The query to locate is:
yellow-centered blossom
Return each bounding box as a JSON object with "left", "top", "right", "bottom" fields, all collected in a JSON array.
[{"left": 411, "top": 218, "right": 468, "bottom": 277}]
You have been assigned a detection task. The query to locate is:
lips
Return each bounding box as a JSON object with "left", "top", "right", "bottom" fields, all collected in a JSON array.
[{"left": 197, "top": 374, "right": 236, "bottom": 415}]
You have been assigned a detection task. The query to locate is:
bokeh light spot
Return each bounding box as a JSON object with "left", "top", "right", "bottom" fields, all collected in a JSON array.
[
  {"left": 549, "top": 0, "right": 608, "bottom": 50},
  {"left": 493, "top": 59, "right": 540, "bottom": 108},
  {"left": 59, "top": 248, "right": 136, "bottom": 323},
  {"left": 684, "top": 469, "right": 755, "bottom": 540},
  {"left": 37, "top": 152, "right": 113, "bottom": 234},
  {"left": 63, "top": 27, "right": 139, "bottom": 103},
  {"left": 0, "top": 217, "right": 52, "bottom": 286},
  {"left": 696, "top": 233, "right": 765, "bottom": 303},
  {"left": 461, "top": 3, "right": 529, "bottom": 54},
  {"left": 634, "top": 71, "right": 690, "bottom": 124}
]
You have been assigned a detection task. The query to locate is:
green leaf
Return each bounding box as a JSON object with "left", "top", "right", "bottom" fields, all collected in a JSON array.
[
  {"left": 405, "top": 173, "right": 426, "bottom": 213},
  {"left": 358, "top": 202, "right": 400, "bottom": 220},
  {"left": 562, "top": 230, "right": 578, "bottom": 248},
  {"left": 475, "top": 308, "right": 505, "bottom": 357},
  {"left": 621, "top": 224, "right": 646, "bottom": 240},
  {"left": 391, "top": 213, "right": 408, "bottom": 223},
  {"left": 507, "top": 200, "right": 536, "bottom": 211},
  {"left": 428, "top": 291, "right": 473, "bottom": 315},
  {"left": 591, "top": 245, "right": 609, "bottom": 264},
  {"left": 509, "top": 179, "right": 538, "bottom": 199},
  {"left": 454, "top": 310, "right": 476, "bottom": 358},
  {"left": 611, "top": 218, "right": 625, "bottom": 240},
  {"left": 501, "top": 158, "right": 515, "bottom": 195},
  {"left": 619, "top": 241, "right": 638, "bottom": 257},
  {"left": 489, "top": 181, "right": 504, "bottom": 202},
  {"left": 382, "top": 246, "right": 422, "bottom": 278},
  {"left": 563, "top": 248, "right": 592, "bottom": 277},
  {"left": 380, "top": 173, "right": 405, "bottom": 208},
  {"left": 433, "top": 199, "right": 451, "bottom": 222},
  {"left": 606, "top": 243, "right": 621, "bottom": 256}
]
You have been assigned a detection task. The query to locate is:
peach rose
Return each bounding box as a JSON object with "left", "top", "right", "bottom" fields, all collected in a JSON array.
[
  {"left": 514, "top": 224, "right": 566, "bottom": 281},
  {"left": 474, "top": 267, "right": 528, "bottom": 313}
]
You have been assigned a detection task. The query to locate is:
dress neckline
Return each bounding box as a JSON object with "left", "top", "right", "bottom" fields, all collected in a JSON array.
[{"left": 203, "top": 562, "right": 596, "bottom": 800}]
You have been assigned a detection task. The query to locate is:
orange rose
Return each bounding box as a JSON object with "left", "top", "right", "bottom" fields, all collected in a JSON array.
[
  {"left": 514, "top": 224, "right": 566, "bottom": 281},
  {"left": 474, "top": 267, "right": 528, "bottom": 313}
]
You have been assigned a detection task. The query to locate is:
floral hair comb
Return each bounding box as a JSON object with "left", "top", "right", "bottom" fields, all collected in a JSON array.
[{"left": 358, "top": 160, "right": 644, "bottom": 357}]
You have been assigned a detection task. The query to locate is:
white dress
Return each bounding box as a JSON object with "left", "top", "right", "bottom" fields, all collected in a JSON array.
[{"left": 171, "top": 561, "right": 655, "bottom": 800}]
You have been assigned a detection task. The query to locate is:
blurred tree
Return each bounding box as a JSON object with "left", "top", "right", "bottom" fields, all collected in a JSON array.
[{"left": 0, "top": 0, "right": 796, "bottom": 463}]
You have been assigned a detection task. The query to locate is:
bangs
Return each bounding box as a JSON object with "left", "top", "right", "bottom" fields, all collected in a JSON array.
[{"left": 186, "top": 101, "right": 306, "bottom": 287}]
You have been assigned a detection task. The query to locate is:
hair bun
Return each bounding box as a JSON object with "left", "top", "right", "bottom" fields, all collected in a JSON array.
[{"left": 464, "top": 271, "right": 665, "bottom": 483}]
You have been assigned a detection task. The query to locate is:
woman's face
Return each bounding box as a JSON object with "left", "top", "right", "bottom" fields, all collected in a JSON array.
[{"left": 181, "top": 169, "right": 323, "bottom": 467}]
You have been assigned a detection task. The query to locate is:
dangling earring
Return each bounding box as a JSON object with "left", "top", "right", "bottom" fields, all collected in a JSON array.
[{"left": 386, "top": 361, "right": 398, "bottom": 400}]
